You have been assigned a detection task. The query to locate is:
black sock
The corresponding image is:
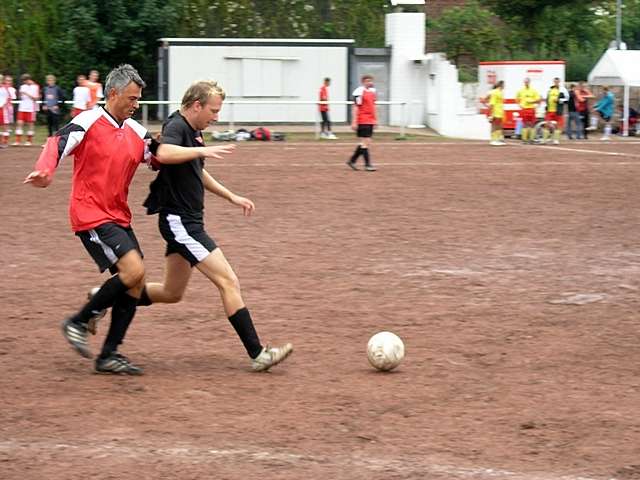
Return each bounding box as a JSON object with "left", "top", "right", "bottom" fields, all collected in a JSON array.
[
  {"left": 71, "top": 275, "right": 128, "bottom": 325},
  {"left": 349, "top": 145, "right": 362, "bottom": 163},
  {"left": 362, "top": 147, "right": 371, "bottom": 166},
  {"left": 228, "top": 307, "right": 263, "bottom": 359},
  {"left": 137, "top": 286, "right": 153, "bottom": 307},
  {"left": 100, "top": 293, "right": 138, "bottom": 358}
]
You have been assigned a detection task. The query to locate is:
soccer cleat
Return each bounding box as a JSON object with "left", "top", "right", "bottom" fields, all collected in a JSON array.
[
  {"left": 95, "top": 352, "right": 144, "bottom": 375},
  {"left": 328, "top": 133, "right": 339, "bottom": 140},
  {"left": 252, "top": 343, "right": 293, "bottom": 372},
  {"left": 61, "top": 317, "right": 92, "bottom": 358},
  {"left": 346, "top": 160, "right": 358, "bottom": 171},
  {"left": 86, "top": 287, "right": 107, "bottom": 335},
  {"left": 365, "top": 165, "right": 377, "bottom": 172}
]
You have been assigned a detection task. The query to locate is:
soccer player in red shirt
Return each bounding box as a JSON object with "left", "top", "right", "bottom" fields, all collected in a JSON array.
[
  {"left": 25, "top": 65, "right": 240, "bottom": 375},
  {"left": 347, "top": 75, "right": 377, "bottom": 171},
  {"left": 25, "top": 64, "right": 151, "bottom": 374},
  {"left": 318, "top": 77, "right": 337, "bottom": 139}
]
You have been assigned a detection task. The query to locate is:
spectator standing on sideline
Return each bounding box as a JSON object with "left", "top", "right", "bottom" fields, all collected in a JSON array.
[
  {"left": 566, "top": 84, "right": 583, "bottom": 140},
  {"left": 14, "top": 74, "right": 40, "bottom": 146},
  {"left": 319, "top": 77, "right": 337, "bottom": 139},
  {"left": 42, "top": 74, "right": 65, "bottom": 138},
  {"left": 87, "top": 69, "right": 104, "bottom": 109},
  {"left": 0, "top": 75, "right": 17, "bottom": 147},
  {"left": 577, "top": 81, "right": 595, "bottom": 139},
  {"left": 347, "top": 74, "right": 377, "bottom": 171},
  {"left": 485, "top": 80, "right": 506, "bottom": 146},
  {"left": 72, "top": 75, "right": 91, "bottom": 117},
  {"left": 515, "top": 77, "right": 541, "bottom": 144},
  {"left": 594, "top": 86, "right": 615, "bottom": 141}
]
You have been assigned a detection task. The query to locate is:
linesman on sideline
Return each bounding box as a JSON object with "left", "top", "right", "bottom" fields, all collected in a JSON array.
[
  {"left": 95, "top": 80, "right": 291, "bottom": 372},
  {"left": 24, "top": 65, "right": 236, "bottom": 375},
  {"left": 347, "top": 74, "right": 377, "bottom": 172}
]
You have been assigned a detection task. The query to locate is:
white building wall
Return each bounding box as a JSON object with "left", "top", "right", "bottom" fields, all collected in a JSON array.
[
  {"left": 384, "top": 13, "right": 489, "bottom": 139},
  {"left": 167, "top": 43, "right": 350, "bottom": 123},
  {"left": 385, "top": 12, "right": 427, "bottom": 126}
]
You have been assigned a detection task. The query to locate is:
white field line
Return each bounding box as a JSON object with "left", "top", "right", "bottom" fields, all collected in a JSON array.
[
  {"left": 231, "top": 140, "right": 640, "bottom": 147},
  {"left": 0, "top": 439, "right": 601, "bottom": 480},
  {"left": 209, "top": 161, "right": 640, "bottom": 167}
]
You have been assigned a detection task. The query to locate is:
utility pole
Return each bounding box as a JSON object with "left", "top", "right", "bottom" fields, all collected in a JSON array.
[{"left": 616, "top": 0, "right": 622, "bottom": 49}]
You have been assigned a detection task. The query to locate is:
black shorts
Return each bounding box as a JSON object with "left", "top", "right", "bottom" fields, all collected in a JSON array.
[
  {"left": 159, "top": 212, "right": 217, "bottom": 267},
  {"left": 357, "top": 124, "right": 374, "bottom": 138},
  {"left": 76, "top": 223, "right": 143, "bottom": 273},
  {"left": 598, "top": 111, "right": 611, "bottom": 122}
]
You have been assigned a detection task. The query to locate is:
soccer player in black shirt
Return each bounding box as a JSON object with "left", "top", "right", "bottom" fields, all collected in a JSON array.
[{"left": 141, "top": 80, "right": 293, "bottom": 371}]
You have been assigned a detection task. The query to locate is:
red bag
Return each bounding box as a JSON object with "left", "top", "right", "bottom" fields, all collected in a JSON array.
[{"left": 251, "top": 127, "right": 271, "bottom": 141}]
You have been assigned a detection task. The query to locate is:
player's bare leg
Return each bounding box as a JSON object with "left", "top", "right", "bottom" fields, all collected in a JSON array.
[
  {"left": 25, "top": 122, "right": 35, "bottom": 145},
  {"left": 196, "top": 248, "right": 292, "bottom": 371},
  {"left": 13, "top": 119, "right": 23, "bottom": 145},
  {"left": 144, "top": 253, "right": 193, "bottom": 304}
]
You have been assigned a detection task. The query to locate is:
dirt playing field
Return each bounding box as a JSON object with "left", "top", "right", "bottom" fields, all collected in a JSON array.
[{"left": 1, "top": 138, "right": 640, "bottom": 480}]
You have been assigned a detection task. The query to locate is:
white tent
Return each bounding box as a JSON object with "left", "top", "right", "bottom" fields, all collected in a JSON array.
[{"left": 588, "top": 49, "right": 640, "bottom": 136}]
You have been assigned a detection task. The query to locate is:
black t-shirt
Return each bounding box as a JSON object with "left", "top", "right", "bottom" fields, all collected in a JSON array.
[
  {"left": 567, "top": 91, "right": 577, "bottom": 112},
  {"left": 144, "top": 111, "right": 205, "bottom": 219}
]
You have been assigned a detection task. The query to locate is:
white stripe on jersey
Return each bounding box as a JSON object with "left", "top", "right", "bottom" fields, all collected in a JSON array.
[
  {"left": 125, "top": 117, "right": 148, "bottom": 140},
  {"left": 166, "top": 214, "right": 210, "bottom": 263},
  {"left": 88, "top": 229, "right": 118, "bottom": 265}
]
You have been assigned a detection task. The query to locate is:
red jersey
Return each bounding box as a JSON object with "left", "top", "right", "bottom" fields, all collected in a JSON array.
[
  {"left": 87, "top": 81, "right": 103, "bottom": 108},
  {"left": 318, "top": 85, "right": 329, "bottom": 112},
  {"left": 352, "top": 86, "right": 377, "bottom": 125},
  {"left": 34, "top": 108, "right": 153, "bottom": 232}
]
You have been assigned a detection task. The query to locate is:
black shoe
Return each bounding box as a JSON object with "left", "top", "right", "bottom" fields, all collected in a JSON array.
[
  {"left": 61, "top": 318, "right": 92, "bottom": 358},
  {"left": 346, "top": 160, "right": 358, "bottom": 171},
  {"left": 95, "top": 352, "right": 143, "bottom": 375}
]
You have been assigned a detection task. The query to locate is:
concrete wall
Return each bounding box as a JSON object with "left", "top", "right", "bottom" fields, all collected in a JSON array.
[
  {"left": 385, "top": 12, "right": 489, "bottom": 139},
  {"left": 423, "top": 53, "right": 489, "bottom": 139}
]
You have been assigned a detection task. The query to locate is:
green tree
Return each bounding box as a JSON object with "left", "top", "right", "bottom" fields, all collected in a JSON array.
[{"left": 428, "top": 1, "right": 507, "bottom": 71}]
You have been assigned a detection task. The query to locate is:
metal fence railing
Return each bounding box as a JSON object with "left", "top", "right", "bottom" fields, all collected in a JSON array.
[{"left": 10, "top": 100, "right": 415, "bottom": 138}]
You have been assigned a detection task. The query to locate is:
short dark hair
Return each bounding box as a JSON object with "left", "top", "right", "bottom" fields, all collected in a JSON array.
[
  {"left": 361, "top": 74, "right": 373, "bottom": 82},
  {"left": 324, "top": 77, "right": 331, "bottom": 82}
]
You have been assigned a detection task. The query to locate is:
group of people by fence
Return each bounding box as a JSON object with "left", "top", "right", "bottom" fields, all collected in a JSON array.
[
  {"left": 0, "top": 70, "right": 103, "bottom": 147},
  {"left": 484, "top": 78, "right": 638, "bottom": 146}
]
